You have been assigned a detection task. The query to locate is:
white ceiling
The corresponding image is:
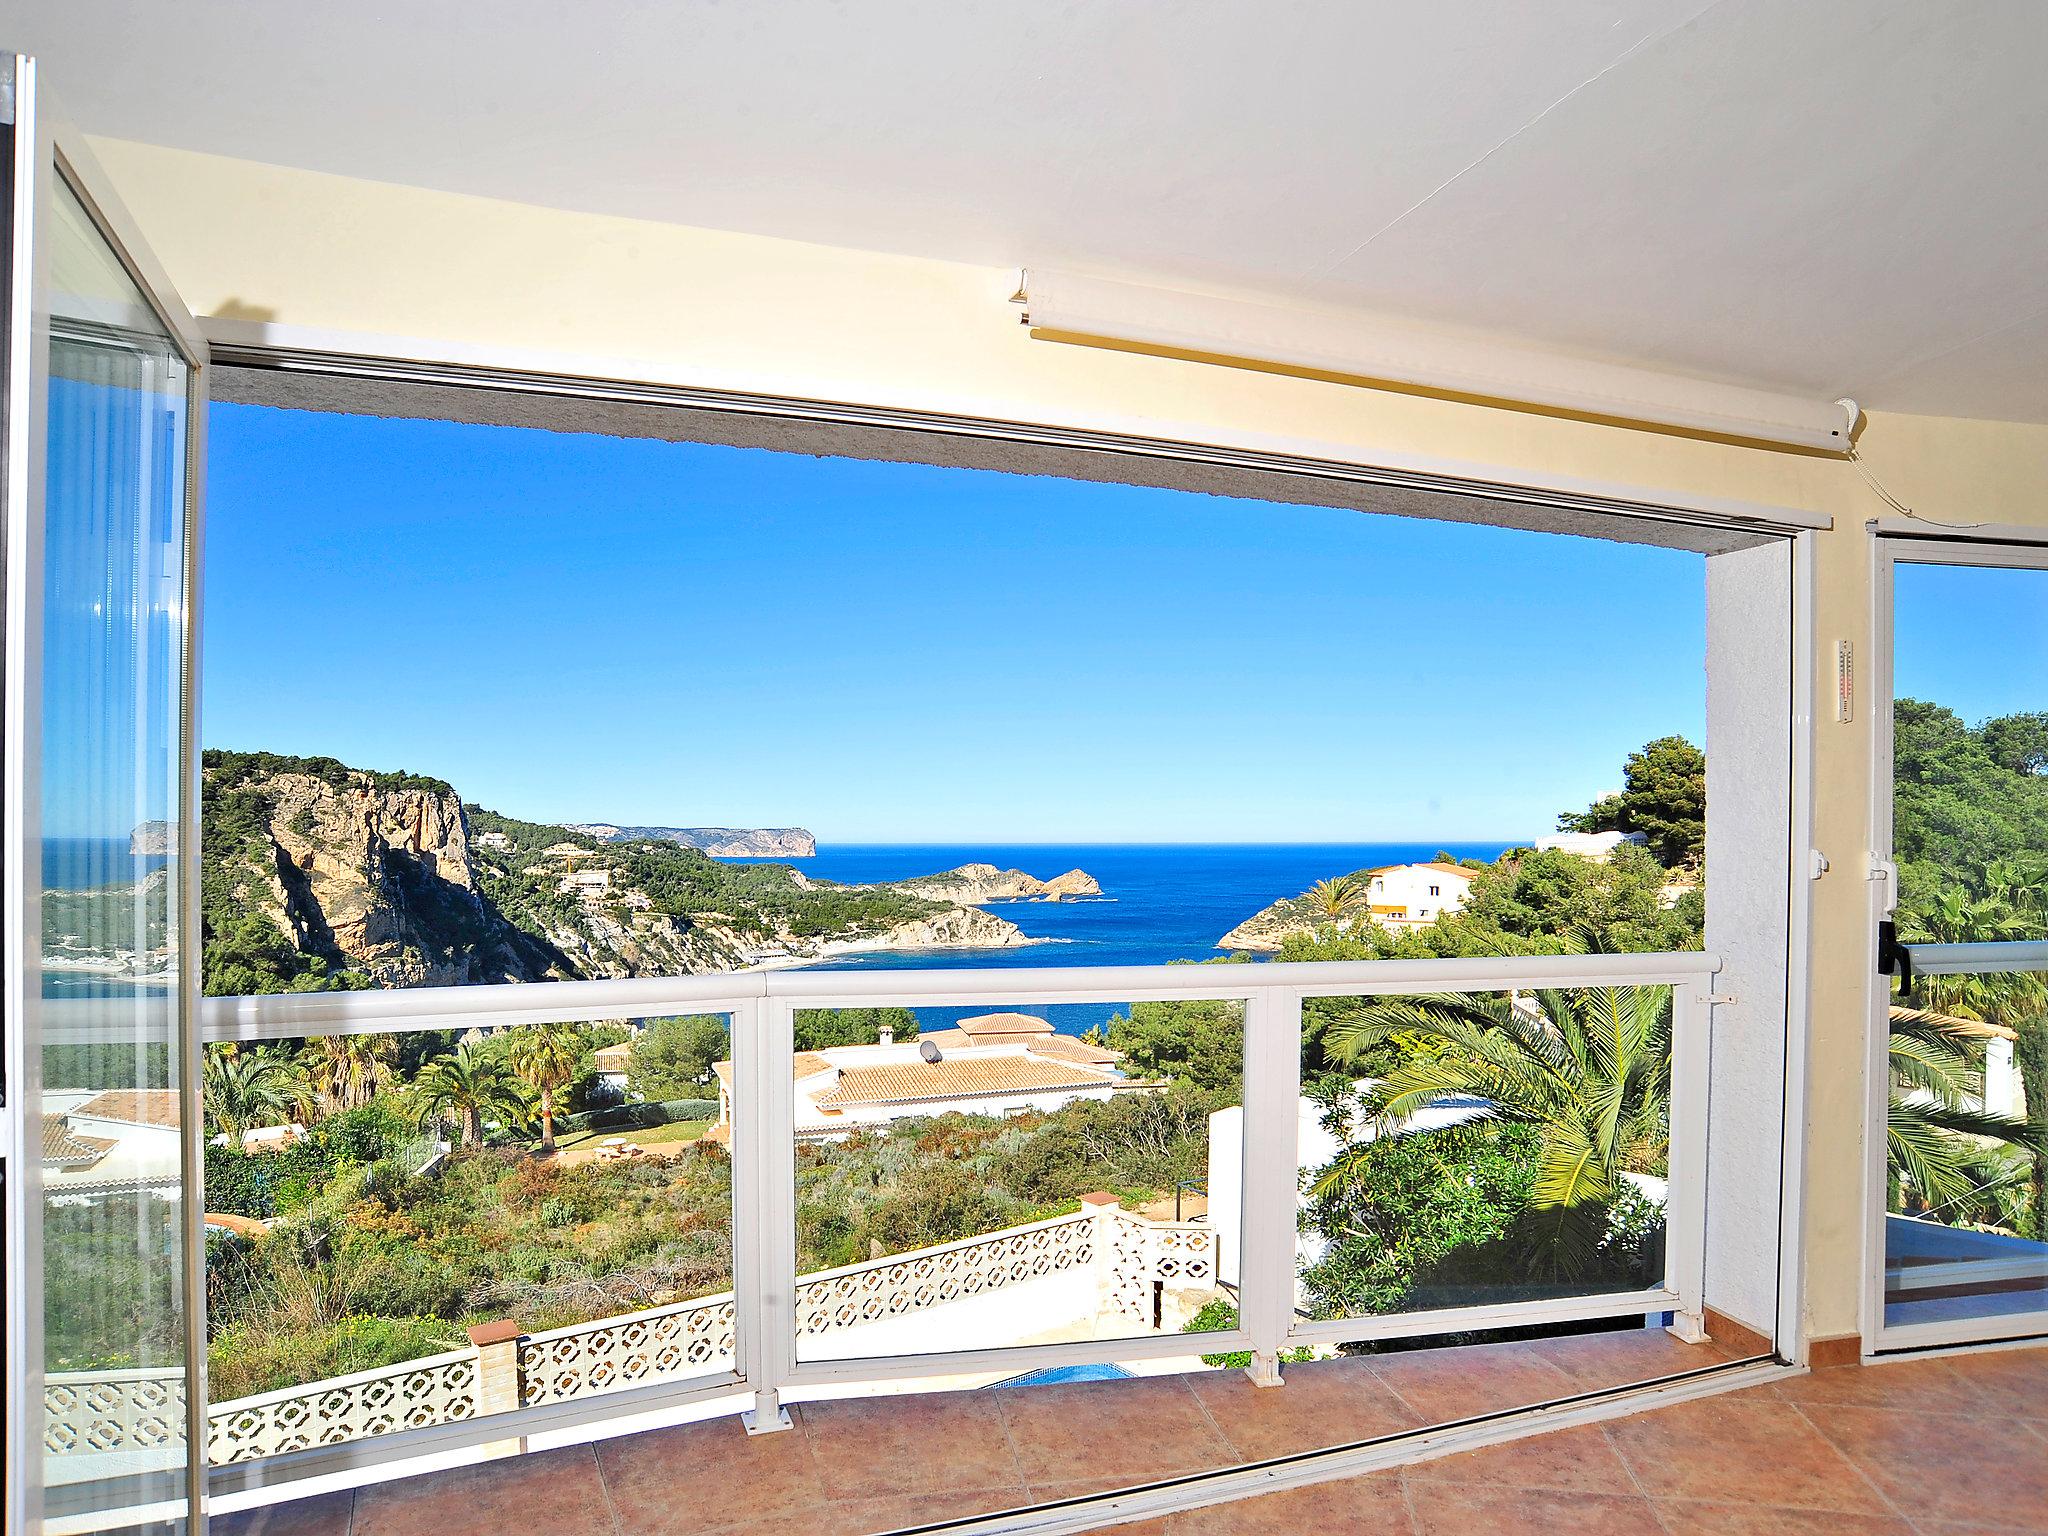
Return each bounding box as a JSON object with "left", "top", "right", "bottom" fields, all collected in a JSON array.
[{"left": 13, "top": 0, "right": 2048, "bottom": 421}]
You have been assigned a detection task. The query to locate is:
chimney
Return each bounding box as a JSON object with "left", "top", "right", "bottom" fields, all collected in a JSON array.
[{"left": 878, "top": 1024, "right": 895, "bottom": 1046}]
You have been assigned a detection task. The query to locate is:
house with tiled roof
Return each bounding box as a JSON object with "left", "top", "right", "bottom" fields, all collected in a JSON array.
[
  {"left": 707, "top": 1021, "right": 1140, "bottom": 1141},
  {"left": 40, "top": 1088, "right": 183, "bottom": 1197}
]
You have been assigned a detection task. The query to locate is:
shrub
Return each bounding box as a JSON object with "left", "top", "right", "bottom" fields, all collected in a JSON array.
[{"left": 557, "top": 1098, "right": 718, "bottom": 1134}]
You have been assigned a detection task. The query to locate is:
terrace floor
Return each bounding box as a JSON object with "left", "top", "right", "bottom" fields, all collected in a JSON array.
[{"left": 215, "top": 1332, "right": 2048, "bottom": 1536}]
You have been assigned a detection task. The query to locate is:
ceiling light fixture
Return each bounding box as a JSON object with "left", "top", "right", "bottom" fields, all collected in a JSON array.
[{"left": 1014, "top": 269, "right": 1857, "bottom": 455}]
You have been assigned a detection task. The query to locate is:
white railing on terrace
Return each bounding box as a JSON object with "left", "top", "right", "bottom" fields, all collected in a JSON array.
[
  {"left": 51, "top": 1195, "right": 1216, "bottom": 1465},
  {"left": 113, "top": 951, "right": 1715, "bottom": 1488}
]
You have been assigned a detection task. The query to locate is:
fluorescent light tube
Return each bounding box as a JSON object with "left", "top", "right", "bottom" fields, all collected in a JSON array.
[{"left": 1016, "top": 269, "right": 1857, "bottom": 454}]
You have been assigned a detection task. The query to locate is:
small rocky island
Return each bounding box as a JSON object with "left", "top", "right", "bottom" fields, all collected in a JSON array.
[{"left": 879, "top": 863, "right": 1103, "bottom": 904}]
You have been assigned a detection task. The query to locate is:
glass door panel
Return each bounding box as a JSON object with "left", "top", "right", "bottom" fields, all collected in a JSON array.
[
  {"left": 1879, "top": 544, "right": 2048, "bottom": 1349},
  {"left": 6, "top": 57, "right": 208, "bottom": 1533}
]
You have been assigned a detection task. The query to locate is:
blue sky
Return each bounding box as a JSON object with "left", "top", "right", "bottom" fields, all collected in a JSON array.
[
  {"left": 201, "top": 403, "right": 1710, "bottom": 842},
  {"left": 1893, "top": 561, "right": 2048, "bottom": 726}
]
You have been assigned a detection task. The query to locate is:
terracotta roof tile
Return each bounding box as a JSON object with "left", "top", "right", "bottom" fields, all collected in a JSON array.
[
  {"left": 1021, "top": 1033, "right": 1122, "bottom": 1067},
  {"left": 814, "top": 1055, "right": 1108, "bottom": 1107},
  {"left": 957, "top": 1012, "right": 1055, "bottom": 1038},
  {"left": 41, "top": 1116, "right": 117, "bottom": 1165},
  {"left": 72, "top": 1089, "right": 180, "bottom": 1129}
]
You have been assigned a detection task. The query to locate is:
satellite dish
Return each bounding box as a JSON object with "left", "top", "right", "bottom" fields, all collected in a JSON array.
[{"left": 918, "top": 1039, "right": 942, "bottom": 1063}]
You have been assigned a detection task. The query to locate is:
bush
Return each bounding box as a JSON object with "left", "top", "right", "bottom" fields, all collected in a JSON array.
[
  {"left": 1179, "top": 1299, "right": 1315, "bottom": 1369},
  {"left": 557, "top": 1098, "right": 718, "bottom": 1135}
]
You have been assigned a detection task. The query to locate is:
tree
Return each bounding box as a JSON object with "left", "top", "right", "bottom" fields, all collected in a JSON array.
[
  {"left": 1302, "top": 873, "right": 1371, "bottom": 923},
  {"left": 1902, "top": 885, "right": 2048, "bottom": 1233},
  {"left": 1892, "top": 701, "right": 2048, "bottom": 907},
  {"left": 1886, "top": 1006, "right": 2029, "bottom": 1217},
  {"left": 303, "top": 1033, "right": 397, "bottom": 1115},
  {"left": 629, "top": 1015, "right": 731, "bottom": 1100},
  {"left": 506, "top": 1023, "right": 583, "bottom": 1152},
  {"left": 1317, "top": 984, "right": 1671, "bottom": 1273},
  {"left": 1099, "top": 995, "right": 1245, "bottom": 1093},
  {"left": 1982, "top": 712, "right": 2048, "bottom": 777},
  {"left": 202, "top": 1049, "right": 311, "bottom": 1141},
  {"left": 412, "top": 1044, "right": 526, "bottom": 1147},
  {"left": 791, "top": 1006, "right": 918, "bottom": 1052},
  {"left": 1558, "top": 735, "right": 1705, "bottom": 868}
]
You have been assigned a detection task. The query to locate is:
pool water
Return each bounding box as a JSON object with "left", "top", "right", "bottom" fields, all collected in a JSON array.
[{"left": 991, "top": 1362, "right": 1135, "bottom": 1388}]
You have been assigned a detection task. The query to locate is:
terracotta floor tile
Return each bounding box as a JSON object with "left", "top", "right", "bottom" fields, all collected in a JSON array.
[
  {"left": 212, "top": 1491, "right": 355, "bottom": 1536},
  {"left": 998, "top": 1376, "right": 1238, "bottom": 1489},
  {"left": 1801, "top": 1403, "right": 2048, "bottom": 1532},
  {"left": 798, "top": 1387, "right": 1025, "bottom": 1501},
  {"left": 1650, "top": 1498, "right": 1916, "bottom": 1534},
  {"left": 1529, "top": 1328, "right": 1736, "bottom": 1390},
  {"left": 1185, "top": 1357, "right": 1420, "bottom": 1461},
  {"left": 1404, "top": 1422, "right": 1637, "bottom": 1495},
  {"left": 1168, "top": 1471, "right": 1414, "bottom": 1533},
  {"left": 1768, "top": 1356, "right": 1981, "bottom": 1415},
  {"left": 597, "top": 1415, "right": 827, "bottom": 1536},
  {"left": 1603, "top": 1396, "right": 1888, "bottom": 1514},
  {"left": 1937, "top": 1344, "right": 2048, "bottom": 1420},
  {"left": 354, "top": 1447, "right": 604, "bottom": 1536},
  {"left": 1366, "top": 1341, "right": 1578, "bottom": 1423},
  {"left": 836, "top": 1485, "right": 1034, "bottom": 1535},
  {"left": 1406, "top": 1483, "right": 1663, "bottom": 1536}
]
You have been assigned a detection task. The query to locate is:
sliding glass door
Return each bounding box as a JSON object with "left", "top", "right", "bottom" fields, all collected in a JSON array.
[
  {"left": 1872, "top": 536, "right": 2048, "bottom": 1351},
  {"left": 4, "top": 55, "right": 210, "bottom": 1534}
]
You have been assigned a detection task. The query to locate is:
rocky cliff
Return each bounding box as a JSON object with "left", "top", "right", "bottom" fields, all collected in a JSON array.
[
  {"left": 200, "top": 751, "right": 1031, "bottom": 993},
  {"left": 567, "top": 824, "right": 817, "bottom": 857},
  {"left": 203, "top": 753, "right": 580, "bottom": 990},
  {"left": 882, "top": 863, "right": 1103, "bottom": 904}
]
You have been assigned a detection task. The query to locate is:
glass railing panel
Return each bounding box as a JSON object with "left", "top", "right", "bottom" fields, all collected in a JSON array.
[
  {"left": 1883, "top": 972, "right": 2048, "bottom": 1333},
  {"left": 1294, "top": 984, "right": 1673, "bottom": 1325},
  {"left": 184, "top": 1013, "right": 735, "bottom": 1466},
  {"left": 789, "top": 1000, "right": 1244, "bottom": 1369}
]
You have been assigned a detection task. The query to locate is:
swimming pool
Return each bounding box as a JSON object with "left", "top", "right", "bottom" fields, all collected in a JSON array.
[{"left": 990, "top": 1362, "right": 1135, "bottom": 1388}]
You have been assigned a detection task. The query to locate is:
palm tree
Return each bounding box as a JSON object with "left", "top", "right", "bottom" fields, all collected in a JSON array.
[
  {"left": 1314, "top": 984, "right": 1672, "bottom": 1271},
  {"left": 506, "top": 1023, "right": 582, "bottom": 1152},
  {"left": 1886, "top": 1005, "right": 2028, "bottom": 1216},
  {"left": 1303, "top": 873, "right": 1371, "bottom": 925},
  {"left": 1903, "top": 885, "right": 2048, "bottom": 1234},
  {"left": 304, "top": 1032, "right": 398, "bottom": 1115},
  {"left": 202, "top": 1050, "right": 311, "bottom": 1141},
  {"left": 411, "top": 1043, "right": 527, "bottom": 1148}
]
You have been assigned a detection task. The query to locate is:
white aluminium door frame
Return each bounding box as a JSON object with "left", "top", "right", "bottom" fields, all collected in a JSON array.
[
  {"left": 1865, "top": 530, "right": 2048, "bottom": 1355},
  {"left": 4, "top": 55, "right": 212, "bottom": 1536}
]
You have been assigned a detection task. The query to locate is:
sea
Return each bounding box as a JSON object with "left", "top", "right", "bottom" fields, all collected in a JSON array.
[
  {"left": 726, "top": 842, "right": 1514, "bottom": 1034},
  {"left": 40, "top": 837, "right": 1518, "bottom": 1027}
]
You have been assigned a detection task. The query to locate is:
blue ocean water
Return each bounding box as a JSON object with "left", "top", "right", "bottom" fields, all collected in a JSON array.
[
  {"left": 43, "top": 835, "right": 167, "bottom": 891},
  {"left": 727, "top": 841, "right": 1513, "bottom": 1034}
]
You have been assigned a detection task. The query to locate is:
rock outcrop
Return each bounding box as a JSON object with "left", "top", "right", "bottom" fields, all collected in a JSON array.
[
  {"left": 883, "top": 863, "right": 1103, "bottom": 904},
  {"left": 567, "top": 824, "right": 817, "bottom": 858},
  {"left": 207, "top": 763, "right": 574, "bottom": 988},
  {"left": 1216, "top": 895, "right": 1322, "bottom": 953},
  {"left": 201, "top": 751, "right": 1035, "bottom": 991}
]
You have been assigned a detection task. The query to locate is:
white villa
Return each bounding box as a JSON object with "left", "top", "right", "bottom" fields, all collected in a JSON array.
[
  {"left": 708, "top": 1012, "right": 1140, "bottom": 1142},
  {"left": 1362, "top": 862, "right": 1477, "bottom": 929}
]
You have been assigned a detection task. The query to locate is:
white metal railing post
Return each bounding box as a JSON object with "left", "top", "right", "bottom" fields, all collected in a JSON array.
[
  {"left": 731, "top": 994, "right": 796, "bottom": 1433},
  {"left": 1662, "top": 979, "right": 1713, "bottom": 1342},
  {"left": 1238, "top": 988, "right": 1303, "bottom": 1385}
]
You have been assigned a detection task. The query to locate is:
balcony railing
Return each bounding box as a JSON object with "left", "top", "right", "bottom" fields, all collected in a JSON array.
[
  {"left": 54, "top": 950, "right": 1719, "bottom": 1497},
  {"left": 50, "top": 1195, "right": 1213, "bottom": 1466}
]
